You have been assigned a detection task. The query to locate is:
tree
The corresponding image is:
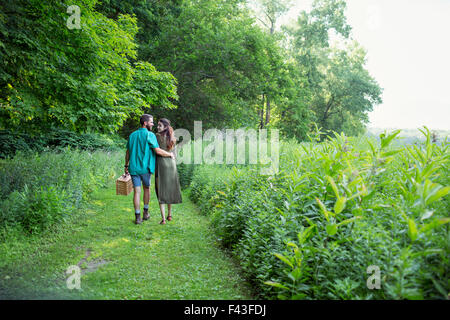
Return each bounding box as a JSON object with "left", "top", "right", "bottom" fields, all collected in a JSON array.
[
  {"left": 273, "top": 59, "right": 313, "bottom": 140},
  {"left": 142, "top": 0, "right": 283, "bottom": 132},
  {"left": 311, "top": 42, "right": 383, "bottom": 135},
  {"left": 94, "top": 0, "right": 183, "bottom": 61},
  {"left": 0, "top": 0, "right": 177, "bottom": 133},
  {"left": 250, "top": 0, "right": 293, "bottom": 128},
  {"left": 285, "top": 0, "right": 381, "bottom": 137}
]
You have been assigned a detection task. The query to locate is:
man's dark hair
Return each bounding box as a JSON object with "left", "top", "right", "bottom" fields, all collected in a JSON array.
[{"left": 140, "top": 114, "right": 153, "bottom": 126}]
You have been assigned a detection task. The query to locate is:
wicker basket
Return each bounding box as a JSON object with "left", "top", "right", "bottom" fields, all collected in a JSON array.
[{"left": 116, "top": 174, "right": 133, "bottom": 196}]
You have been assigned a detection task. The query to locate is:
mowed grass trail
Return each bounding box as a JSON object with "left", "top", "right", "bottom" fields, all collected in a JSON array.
[{"left": 0, "top": 181, "right": 253, "bottom": 299}]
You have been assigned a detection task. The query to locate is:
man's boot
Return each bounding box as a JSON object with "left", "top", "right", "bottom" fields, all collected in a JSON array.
[
  {"left": 143, "top": 209, "right": 150, "bottom": 221},
  {"left": 135, "top": 214, "right": 142, "bottom": 225}
]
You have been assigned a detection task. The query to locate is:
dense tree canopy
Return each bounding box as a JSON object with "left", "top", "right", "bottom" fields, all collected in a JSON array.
[
  {"left": 0, "top": 0, "right": 177, "bottom": 133},
  {"left": 284, "top": 0, "right": 382, "bottom": 137},
  {"left": 94, "top": 0, "right": 183, "bottom": 61},
  {"left": 0, "top": 0, "right": 382, "bottom": 139},
  {"left": 138, "top": 0, "right": 287, "bottom": 132},
  {"left": 310, "top": 42, "right": 383, "bottom": 135}
]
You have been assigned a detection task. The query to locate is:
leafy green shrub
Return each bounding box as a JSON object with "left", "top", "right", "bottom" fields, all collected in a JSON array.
[
  {"left": 177, "top": 163, "right": 195, "bottom": 189},
  {"left": 189, "top": 165, "right": 233, "bottom": 213},
  {"left": 0, "top": 129, "right": 125, "bottom": 159},
  {"left": 0, "top": 149, "right": 123, "bottom": 235},
  {"left": 0, "top": 185, "right": 70, "bottom": 234},
  {"left": 45, "top": 129, "right": 125, "bottom": 152},
  {"left": 0, "top": 130, "right": 48, "bottom": 158},
  {"left": 189, "top": 127, "right": 450, "bottom": 299}
]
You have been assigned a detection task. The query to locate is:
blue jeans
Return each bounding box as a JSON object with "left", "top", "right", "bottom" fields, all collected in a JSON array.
[{"left": 131, "top": 173, "right": 151, "bottom": 188}]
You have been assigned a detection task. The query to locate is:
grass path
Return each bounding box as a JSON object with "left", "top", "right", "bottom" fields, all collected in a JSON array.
[{"left": 0, "top": 182, "right": 253, "bottom": 299}]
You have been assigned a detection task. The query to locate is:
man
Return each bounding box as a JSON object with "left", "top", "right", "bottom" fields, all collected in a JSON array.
[{"left": 125, "top": 114, "right": 174, "bottom": 224}]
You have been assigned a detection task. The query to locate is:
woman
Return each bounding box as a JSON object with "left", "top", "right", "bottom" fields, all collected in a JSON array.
[{"left": 155, "top": 118, "right": 182, "bottom": 224}]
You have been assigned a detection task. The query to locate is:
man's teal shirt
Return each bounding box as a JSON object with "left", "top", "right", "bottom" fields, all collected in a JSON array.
[{"left": 126, "top": 128, "right": 159, "bottom": 175}]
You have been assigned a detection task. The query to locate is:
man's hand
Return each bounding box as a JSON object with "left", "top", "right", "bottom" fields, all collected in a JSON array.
[
  {"left": 154, "top": 147, "right": 175, "bottom": 159},
  {"left": 125, "top": 149, "right": 130, "bottom": 175}
]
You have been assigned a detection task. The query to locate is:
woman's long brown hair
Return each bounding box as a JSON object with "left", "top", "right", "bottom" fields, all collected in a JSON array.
[{"left": 159, "top": 118, "right": 175, "bottom": 150}]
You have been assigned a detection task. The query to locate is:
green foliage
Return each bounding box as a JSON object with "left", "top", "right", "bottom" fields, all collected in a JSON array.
[
  {"left": 177, "top": 163, "right": 195, "bottom": 190},
  {"left": 283, "top": 0, "right": 382, "bottom": 137},
  {"left": 0, "top": 0, "right": 177, "bottom": 133},
  {"left": 189, "top": 127, "right": 450, "bottom": 299},
  {"left": 0, "top": 185, "right": 252, "bottom": 300},
  {"left": 0, "top": 149, "right": 123, "bottom": 235},
  {"left": 1, "top": 185, "right": 69, "bottom": 234},
  {"left": 0, "top": 130, "right": 48, "bottom": 158},
  {"left": 1, "top": 0, "right": 383, "bottom": 141},
  {"left": 0, "top": 129, "right": 126, "bottom": 159},
  {"left": 94, "top": 0, "right": 183, "bottom": 61},
  {"left": 129, "top": 0, "right": 288, "bottom": 132},
  {"left": 310, "top": 43, "right": 382, "bottom": 136}
]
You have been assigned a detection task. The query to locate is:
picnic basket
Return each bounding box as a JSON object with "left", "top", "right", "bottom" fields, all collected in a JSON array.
[{"left": 116, "top": 174, "right": 133, "bottom": 195}]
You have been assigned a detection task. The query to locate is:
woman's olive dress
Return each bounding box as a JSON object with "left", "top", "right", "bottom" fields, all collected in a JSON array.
[{"left": 155, "top": 133, "right": 182, "bottom": 204}]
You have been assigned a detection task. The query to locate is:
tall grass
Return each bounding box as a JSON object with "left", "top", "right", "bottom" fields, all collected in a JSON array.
[
  {"left": 0, "top": 149, "right": 123, "bottom": 236},
  {"left": 189, "top": 127, "right": 450, "bottom": 299}
]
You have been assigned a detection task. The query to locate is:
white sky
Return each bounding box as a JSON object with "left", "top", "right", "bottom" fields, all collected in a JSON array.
[{"left": 275, "top": 0, "right": 450, "bottom": 130}]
